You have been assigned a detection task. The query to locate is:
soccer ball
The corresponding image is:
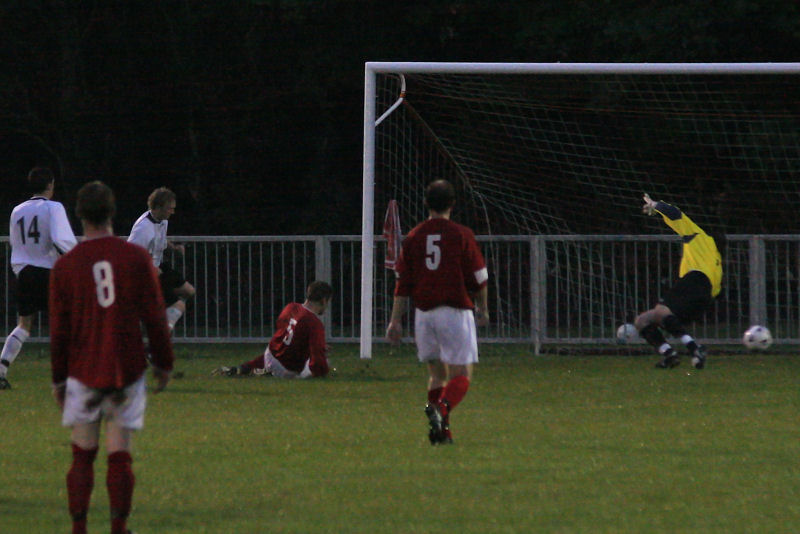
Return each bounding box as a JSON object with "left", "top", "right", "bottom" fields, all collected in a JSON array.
[
  {"left": 742, "top": 325, "right": 773, "bottom": 350},
  {"left": 616, "top": 323, "right": 638, "bottom": 344}
]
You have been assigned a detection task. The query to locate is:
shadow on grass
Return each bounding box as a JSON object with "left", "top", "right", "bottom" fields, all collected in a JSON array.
[
  {"left": 159, "top": 387, "right": 274, "bottom": 397},
  {"left": 331, "top": 366, "right": 413, "bottom": 382}
]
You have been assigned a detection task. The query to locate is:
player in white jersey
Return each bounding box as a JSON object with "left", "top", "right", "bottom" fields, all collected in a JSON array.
[
  {"left": 1, "top": 167, "right": 77, "bottom": 389},
  {"left": 128, "top": 187, "right": 195, "bottom": 333}
]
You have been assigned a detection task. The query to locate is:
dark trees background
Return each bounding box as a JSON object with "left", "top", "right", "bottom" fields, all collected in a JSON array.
[{"left": 1, "top": 1, "right": 799, "bottom": 236}]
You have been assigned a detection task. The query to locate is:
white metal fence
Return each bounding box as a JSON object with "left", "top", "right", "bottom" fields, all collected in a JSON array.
[{"left": 2, "top": 235, "right": 798, "bottom": 346}]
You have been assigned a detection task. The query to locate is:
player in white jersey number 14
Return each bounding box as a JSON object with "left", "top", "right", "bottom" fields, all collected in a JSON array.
[{"left": 0, "top": 168, "right": 77, "bottom": 389}]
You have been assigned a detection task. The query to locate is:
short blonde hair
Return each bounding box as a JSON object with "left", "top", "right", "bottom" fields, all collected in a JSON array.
[{"left": 147, "top": 187, "right": 176, "bottom": 210}]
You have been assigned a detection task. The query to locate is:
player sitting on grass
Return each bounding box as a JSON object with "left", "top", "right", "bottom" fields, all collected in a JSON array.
[
  {"left": 635, "top": 193, "right": 722, "bottom": 370},
  {"left": 212, "top": 281, "right": 333, "bottom": 379}
]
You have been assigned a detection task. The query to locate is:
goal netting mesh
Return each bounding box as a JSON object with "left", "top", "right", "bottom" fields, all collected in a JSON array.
[{"left": 367, "top": 65, "right": 800, "bottom": 355}]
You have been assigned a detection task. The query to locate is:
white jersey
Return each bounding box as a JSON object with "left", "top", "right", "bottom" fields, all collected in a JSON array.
[
  {"left": 128, "top": 210, "right": 168, "bottom": 267},
  {"left": 9, "top": 197, "right": 77, "bottom": 275}
]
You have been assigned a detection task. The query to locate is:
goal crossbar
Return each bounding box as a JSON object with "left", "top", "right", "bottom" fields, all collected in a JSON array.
[{"left": 366, "top": 62, "right": 800, "bottom": 75}]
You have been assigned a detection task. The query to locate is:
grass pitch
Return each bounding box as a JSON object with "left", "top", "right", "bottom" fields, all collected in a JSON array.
[{"left": 1, "top": 343, "right": 799, "bottom": 533}]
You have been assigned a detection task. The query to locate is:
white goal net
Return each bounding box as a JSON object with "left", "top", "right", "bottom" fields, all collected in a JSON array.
[{"left": 361, "top": 63, "right": 800, "bottom": 358}]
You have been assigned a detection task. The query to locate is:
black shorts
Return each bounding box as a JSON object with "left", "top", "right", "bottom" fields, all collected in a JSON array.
[
  {"left": 159, "top": 265, "right": 187, "bottom": 306},
  {"left": 14, "top": 265, "right": 51, "bottom": 316},
  {"left": 659, "top": 270, "right": 714, "bottom": 324}
]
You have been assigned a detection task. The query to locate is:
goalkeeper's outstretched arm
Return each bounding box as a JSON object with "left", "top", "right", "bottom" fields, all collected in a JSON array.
[
  {"left": 642, "top": 193, "right": 680, "bottom": 219},
  {"left": 641, "top": 194, "right": 703, "bottom": 237}
]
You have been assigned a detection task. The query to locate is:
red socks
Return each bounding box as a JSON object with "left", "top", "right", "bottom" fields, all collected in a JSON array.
[
  {"left": 441, "top": 375, "right": 470, "bottom": 414},
  {"left": 107, "top": 451, "right": 135, "bottom": 534},
  {"left": 67, "top": 444, "right": 98, "bottom": 534},
  {"left": 427, "top": 386, "right": 444, "bottom": 405},
  {"left": 67, "top": 446, "right": 135, "bottom": 534},
  {"left": 244, "top": 353, "right": 266, "bottom": 371},
  {"left": 428, "top": 376, "right": 470, "bottom": 416}
]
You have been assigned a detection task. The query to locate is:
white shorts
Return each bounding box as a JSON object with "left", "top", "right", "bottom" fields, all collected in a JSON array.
[
  {"left": 62, "top": 375, "right": 147, "bottom": 430},
  {"left": 262, "top": 349, "right": 312, "bottom": 379},
  {"left": 414, "top": 306, "right": 478, "bottom": 365}
]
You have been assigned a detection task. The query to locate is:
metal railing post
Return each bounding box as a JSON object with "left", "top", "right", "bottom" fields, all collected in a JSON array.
[
  {"left": 315, "top": 235, "right": 333, "bottom": 334},
  {"left": 748, "top": 236, "right": 766, "bottom": 326},
  {"left": 530, "top": 236, "right": 547, "bottom": 354}
]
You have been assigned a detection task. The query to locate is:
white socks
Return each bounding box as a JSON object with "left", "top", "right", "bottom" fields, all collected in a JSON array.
[
  {"left": 166, "top": 306, "right": 183, "bottom": 331},
  {"left": 0, "top": 326, "right": 30, "bottom": 376}
]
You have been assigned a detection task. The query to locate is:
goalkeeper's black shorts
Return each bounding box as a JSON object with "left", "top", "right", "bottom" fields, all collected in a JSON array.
[{"left": 659, "top": 270, "right": 714, "bottom": 324}]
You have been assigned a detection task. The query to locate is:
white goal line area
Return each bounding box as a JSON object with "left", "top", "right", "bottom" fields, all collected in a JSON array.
[{"left": 361, "top": 62, "right": 800, "bottom": 358}]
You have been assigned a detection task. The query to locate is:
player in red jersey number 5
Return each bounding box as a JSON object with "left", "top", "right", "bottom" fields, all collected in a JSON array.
[
  {"left": 212, "top": 281, "right": 334, "bottom": 379},
  {"left": 386, "top": 180, "right": 489, "bottom": 445}
]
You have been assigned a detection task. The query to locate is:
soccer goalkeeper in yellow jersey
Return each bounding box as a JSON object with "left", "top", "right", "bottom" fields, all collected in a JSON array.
[{"left": 635, "top": 194, "right": 722, "bottom": 370}]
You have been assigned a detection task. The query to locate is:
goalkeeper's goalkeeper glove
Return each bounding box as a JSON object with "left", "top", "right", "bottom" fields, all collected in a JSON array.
[{"left": 642, "top": 193, "right": 658, "bottom": 216}]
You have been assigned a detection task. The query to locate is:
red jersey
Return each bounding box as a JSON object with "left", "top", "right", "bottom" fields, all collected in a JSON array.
[
  {"left": 268, "top": 302, "right": 328, "bottom": 377},
  {"left": 395, "top": 218, "right": 488, "bottom": 311},
  {"left": 50, "top": 236, "right": 174, "bottom": 389}
]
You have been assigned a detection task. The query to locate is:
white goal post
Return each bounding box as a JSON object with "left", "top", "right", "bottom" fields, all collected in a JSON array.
[{"left": 361, "top": 62, "right": 800, "bottom": 359}]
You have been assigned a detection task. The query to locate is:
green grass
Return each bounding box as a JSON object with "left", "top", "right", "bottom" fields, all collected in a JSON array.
[{"left": 2, "top": 343, "right": 799, "bottom": 533}]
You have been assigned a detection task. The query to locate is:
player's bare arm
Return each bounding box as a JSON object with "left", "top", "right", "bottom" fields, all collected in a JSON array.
[
  {"left": 151, "top": 366, "right": 170, "bottom": 393},
  {"left": 473, "top": 285, "right": 490, "bottom": 327},
  {"left": 52, "top": 382, "right": 66, "bottom": 409},
  {"left": 386, "top": 295, "right": 409, "bottom": 344},
  {"left": 167, "top": 241, "right": 185, "bottom": 255}
]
